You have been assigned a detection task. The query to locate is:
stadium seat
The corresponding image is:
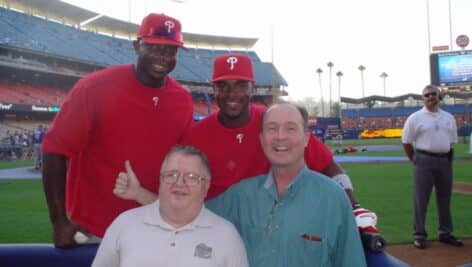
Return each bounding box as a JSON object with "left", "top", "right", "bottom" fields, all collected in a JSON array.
[{"left": 0, "top": 7, "right": 286, "bottom": 87}]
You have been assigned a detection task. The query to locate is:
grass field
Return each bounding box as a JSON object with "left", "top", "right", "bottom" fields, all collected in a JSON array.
[
  {"left": 0, "top": 139, "right": 471, "bottom": 244},
  {"left": 0, "top": 160, "right": 34, "bottom": 170}
]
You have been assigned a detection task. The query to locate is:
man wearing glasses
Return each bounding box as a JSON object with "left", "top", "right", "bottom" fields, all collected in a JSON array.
[
  {"left": 114, "top": 53, "right": 380, "bottom": 249},
  {"left": 402, "top": 84, "right": 462, "bottom": 249},
  {"left": 115, "top": 53, "right": 365, "bottom": 209},
  {"left": 93, "top": 145, "right": 248, "bottom": 267}
]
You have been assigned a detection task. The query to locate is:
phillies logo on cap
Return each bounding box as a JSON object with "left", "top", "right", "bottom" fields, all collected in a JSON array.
[
  {"left": 165, "top": 20, "right": 175, "bottom": 33},
  {"left": 212, "top": 53, "right": 255, "bottom": 82},
  {"left": 227, "top": 56, "right": 238, "bottom": 70},
  {"left": 137, "top": 13, "right": 184, "bottom": 47}
]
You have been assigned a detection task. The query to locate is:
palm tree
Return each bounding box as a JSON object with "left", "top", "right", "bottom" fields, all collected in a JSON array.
[
  {"left": 316, "top": 68, "right": 324, "bottom": 117},
  {"left": 358, "top": 65, "right": 366, "bottom": 98},
  {"left": 336, "top": 71, "right": 343, "bottom": 119},
  {"left": 380, "top": 72, "right": 388, "bottom": 96},
  {"left": 327, "top": 62, "right": 334, "bottom": 116}
]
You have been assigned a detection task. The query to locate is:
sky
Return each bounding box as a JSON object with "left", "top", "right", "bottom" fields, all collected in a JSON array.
[{"left": 62, "top": 0, "right": 472, "bottom": 101}]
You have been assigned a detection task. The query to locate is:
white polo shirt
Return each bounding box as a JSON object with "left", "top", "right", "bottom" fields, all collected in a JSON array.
[
  {"left": 402, "top": 107, "right": 457, "bottom": 153},
  {"left": 92, "top": 200, "right": 248, "bottom": 267}
]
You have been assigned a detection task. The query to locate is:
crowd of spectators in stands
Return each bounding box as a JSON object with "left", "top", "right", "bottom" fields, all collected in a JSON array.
[
  {"left": 0, "top": 124, "right": 47, "bottom": 161},
  {"left": 341, "top": 114, "right": 470, "bottom": 130},
  {"left": 0, "top": 82, "right": 66, "bottom": 107}
]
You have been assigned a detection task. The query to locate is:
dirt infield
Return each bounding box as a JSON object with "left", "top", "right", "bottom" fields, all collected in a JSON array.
[
  {"left": 453, "top": 182, "right": 472, "bottom": 195},
  {"left": 386, "top": 238, "right": 472, "bottom": 267},
  {"left": 387, "top": 182, "right": 472, "bottom": 266}
]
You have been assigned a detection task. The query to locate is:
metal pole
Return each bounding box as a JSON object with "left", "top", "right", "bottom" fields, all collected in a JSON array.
[
  {"left": 383, "top": 77, "right": 386, "bottom": 96},
  {"left": 338, "top": 75, "right": 342, "bottom": 121},
  {"left": 426, "top": 0, "right": 432, "bottom": 53},
  {"left": 448, "top": 0, "right": 453, "bottom": 50}
]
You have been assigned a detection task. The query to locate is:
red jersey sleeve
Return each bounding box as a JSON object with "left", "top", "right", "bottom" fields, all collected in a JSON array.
[
  {"left": 304, "top": 134, "right": 334, "bottom": 172},
  {"left": 42, "top": 79, "right": 93, "bottom": 158}
]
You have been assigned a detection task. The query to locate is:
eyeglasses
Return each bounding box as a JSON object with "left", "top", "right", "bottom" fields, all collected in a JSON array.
[
  {"left": 160, "top": 170, "right": 207, "bottom": 186},
  {"left": 423, "top": 92, "right": 437, "bottom": 98}
]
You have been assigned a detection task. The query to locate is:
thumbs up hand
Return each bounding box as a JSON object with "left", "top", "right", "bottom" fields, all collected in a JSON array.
[{"left": 113, "top": 160, "right": 142, "bottom": 201}]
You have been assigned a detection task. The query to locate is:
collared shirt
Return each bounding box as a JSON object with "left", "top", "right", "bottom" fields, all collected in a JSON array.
[
  {"left": 206, "top": 166, "right": 366, "bottom": 267},
  {"left": 92, "top": 200, "right": 248, "bottom": 267},
  {"left": 402, "top": 107, "right": 457, "bottom": 153}
]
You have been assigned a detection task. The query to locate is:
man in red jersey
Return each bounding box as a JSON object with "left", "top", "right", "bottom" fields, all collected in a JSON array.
[
  {"left": 115, "top": 53, "right": 362, "bottom": 206},
  {"left": 42, "top": 13, "right": 193, "bottom": 248}
]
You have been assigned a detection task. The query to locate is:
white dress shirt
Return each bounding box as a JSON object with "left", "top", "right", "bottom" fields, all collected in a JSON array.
[{"left": 402, "top": 107, "right": 457, "bottom": 153}]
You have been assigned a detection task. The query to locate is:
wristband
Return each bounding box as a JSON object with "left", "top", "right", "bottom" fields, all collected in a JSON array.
[{"left": 332, "top": 173, "right": 353, "bottom": 191}]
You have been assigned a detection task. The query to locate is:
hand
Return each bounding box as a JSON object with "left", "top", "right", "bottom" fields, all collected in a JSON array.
[
  {"left": 353, "top": 207, "right": 379, "bottom": 234},
  {"left": 52, "top": 218, "right": 82, "bottom": 248},
  {"left": 113, "top": 160, "right": 142, "bottom": 201}
]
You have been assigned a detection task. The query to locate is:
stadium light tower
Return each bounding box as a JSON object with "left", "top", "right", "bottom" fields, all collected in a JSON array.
[
  {"left": 316, "top": 68, "right": 324, "bottom": 117},
  {"left": 327, "top": 62, "right": 334, "bottom": 117},
  {"left": 358, "top": 65, "right": 366, "bottom": 98},
  {"left": 336, "top": 71, "right": 343, "bottom": 119},
  {"left": 380, "top": 72, "right": 388, "bottom": 96}
]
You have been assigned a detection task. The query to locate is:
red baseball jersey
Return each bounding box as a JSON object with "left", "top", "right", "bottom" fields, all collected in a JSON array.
[
  {"left": 182, "top": 104, "right": 333, "bottom": 199},
  {"left": 42, "top": 64, "right": 193, "bottom": 237}
]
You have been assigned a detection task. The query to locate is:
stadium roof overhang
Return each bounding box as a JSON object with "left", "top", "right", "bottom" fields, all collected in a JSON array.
[
  {"left": 3, "top": 0, "right": 98, "bottom": 25},
  {"left": 341, "top": 92, "right": 472, "bottom": 104},
  {"left": 3, "top": 0, "right": 258, "bottom": 48},
  {"left": 182, "top": 33, "right": 258, "bottom": 48}
]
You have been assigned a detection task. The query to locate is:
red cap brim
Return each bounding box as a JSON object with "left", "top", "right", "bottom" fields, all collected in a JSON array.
[
  {"left": 212, "top": 75, "right": 255, "bottom": 82},
  {"left": 141, "top": 37, "right": 186, "bottom": 49}
]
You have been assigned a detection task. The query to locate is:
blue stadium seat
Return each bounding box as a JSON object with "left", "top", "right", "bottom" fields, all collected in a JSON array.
[
  {"left": 392, "top": 107, "right": 421, "bottom": 116},
  {"left": 341, "top": 109, "right": 358, "bottom": 118},
  {"left": 359, "top": 107, "right": 392, "bottom": 118},
  {"left": 441, "top": 104, "right": 466, "bottom": 114},
  {"left": 0, "top": 7, "right": 286, "bottom": 86}
]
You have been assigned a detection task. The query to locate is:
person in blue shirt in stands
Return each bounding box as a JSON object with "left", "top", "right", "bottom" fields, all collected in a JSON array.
[
  {"left": 206, "top": 103, "right": 366, "bottom": 267},
  {"left": 32, "top": 124, "right": 45, "bottom": 170}
]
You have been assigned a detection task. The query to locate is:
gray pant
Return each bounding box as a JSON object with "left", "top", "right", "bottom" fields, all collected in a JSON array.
[
  {"left": 33, "top": 143, "right": 42, "bottom": 168},
  {"left": 412, "top": 152, "right": 453, "bottom": 239}
]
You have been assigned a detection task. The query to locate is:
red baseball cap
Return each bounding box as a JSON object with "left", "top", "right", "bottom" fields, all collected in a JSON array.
[
  {"left": 137, "top": 13, "right": 184, "bottom": 47},
  {"left": 212, "top": 53, "right": 255, "bottom": 82}
]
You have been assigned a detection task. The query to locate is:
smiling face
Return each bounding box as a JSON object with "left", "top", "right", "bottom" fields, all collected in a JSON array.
[
  {"left": 133, "top": 40, "right": 178, "bottom": 87},
  {"left": 214, "top": 79, "right": 253, "bottom": 127},
  {"left": 158, "top": 152, "right": 209, "bottom": 213},
  {"left": 260, "top": 104, "right": 309, "bottom": 169}
]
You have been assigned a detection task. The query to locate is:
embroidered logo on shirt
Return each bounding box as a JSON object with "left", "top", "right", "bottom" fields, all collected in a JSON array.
[
  {"left": 152, "top": 96, "right": 159, "bottom": 107},
  {"left": 236, "top": 133, "right": 244, "bottom": 144},
  {"left": 194, "top": 243, "right": 212, "bottom": 259}
]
